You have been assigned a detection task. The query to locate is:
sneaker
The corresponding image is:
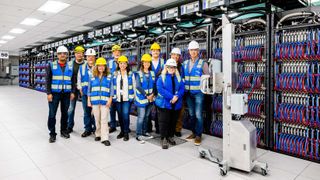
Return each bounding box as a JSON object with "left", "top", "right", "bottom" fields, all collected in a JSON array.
[
  {"left": 186, "top": 134, "right": 196, "bottom": 141},
  {"left": 61, "top": 131, "right": 70, "bottom": 139},
  {"left": 142, "top": 133, "right": 154, "bottom": 139},
  {"left": 136, "top": 136, "right": 145, "bottom": 144},
  {"left": 67, "top": 128, "right": 73, "bottom": 134},
  {"left": 167, "top": 137, "right": 176, "bottom": 145},
  {"left": 102, "top": 140, "right": 111, "bottom": 146},
  {"left": 161, "top": 139, "right": 169, "bottom": 149},
  {"left": 123, "top": 133, "right": 129, "bottom": 141},
  {"left": 109, "top": 127, "right": 116, "bottom": 133},
  {"left": 49, "top": 135, "right": 56, "bottom": 143},
  {"left": 117, "top": 132, "right": 124, "bottom": 139},
  {"left": 194, "top": 136, "right": 201, "bottom": 146},
  {"left": 175, "top": 131, "right": 182, "bottom": 137},
  {"left": 81, "top": 131, "right": 92, "bottom": 138},
  {"left": 95, "top": 137, "right": 101, "bottom": 141}
]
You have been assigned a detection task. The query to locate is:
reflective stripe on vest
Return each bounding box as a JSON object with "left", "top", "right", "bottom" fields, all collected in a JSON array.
[
  {"left": 183, "top": 59, "right": 204, "bottom": 94},
  {"left": 80, "top": 62, "right": 91, "bottom": 95},
  {"left": 90, "top": 76, "right": 111, "bottom": 105},
  {"left": 51, "top": 61, "right": 73, "bottom": 93},
  {"left": 134, "top": 71, "right": 155, "bottom": 107}
]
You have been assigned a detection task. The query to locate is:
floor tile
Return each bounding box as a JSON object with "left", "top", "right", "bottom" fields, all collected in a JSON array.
[
  {"left": 2, "top": 169, "right": 46, "bottom": 180},
  {"left": 147, "top": 172, "right": 179, "bottom": 180},
  {"left": 0, "top": 156, "right": 37, "bottom": 179},
  {"left": 299, "top": 163, "right": 320, "bottom": 180}
]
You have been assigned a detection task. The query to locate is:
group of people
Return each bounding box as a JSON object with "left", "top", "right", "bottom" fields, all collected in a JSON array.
[{"left": 46, "top": 40, "right": 209, "bottom": 149}]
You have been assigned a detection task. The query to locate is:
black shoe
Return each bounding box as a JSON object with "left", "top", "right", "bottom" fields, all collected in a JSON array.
[
  {"left": 109, "top": 128, "right": 116, "bottom": 133},
  {"left": 102, "top": 140, "right": 111, "bottom": 146},
  {"left": 95, "top": 137, "right": 101, "bottom": 141},
  {"left": 60, "top": 131, "right": 70, "bottom": 139},
  {"left": 161, "top": 139, "right": 168, "bottom": 149},
  {"left": 81, "top": 131, "right": 92, "bottom": 138},
  {"left": 67, "top": 128, "right": 73, "bottom": 134},
  {"left": 167, "top": 137, "right": 176, "bottom": 145},
  {"left": 123, "top": 134, "right": 129, "bottom": 141},
  {"left": 175, "top": 131, "right": 182, "bottom": 137},
  {"left": 128, "top": 128, "right": 131, "bottom": 133},
  {"left": 49, "top": 135, "right": 56, "bottom": 143},
  {"left": 117, "top": 132, "right": 124, "bottom": 139}
]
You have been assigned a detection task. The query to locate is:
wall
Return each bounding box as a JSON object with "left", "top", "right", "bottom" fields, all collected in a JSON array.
[{"left": 0, "top": 56, "right": 19, "bottom": 85}]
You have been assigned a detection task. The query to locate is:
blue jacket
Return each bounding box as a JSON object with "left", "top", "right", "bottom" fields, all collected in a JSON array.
[
  {"left": 79, "top": 62, "right": 92, "bottom": 95},
  {"left": 108, "top": 59, "right": 118, "bottom": 74},
  {"left": 50, "top": 61, "right": 73, "bottom": 93},
  {"left": 155, "top": 73, "right": 184, "bottom": 110},
  {"left": 134, "top": 71, "right": 156, "bottom": 107}
]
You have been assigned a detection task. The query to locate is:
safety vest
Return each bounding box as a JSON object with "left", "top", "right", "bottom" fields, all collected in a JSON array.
[
  {"left": 113, "top": 71, "right": 135, "bottom": 102},
  {"left": 108, "top": 59, "right": 118, "bottom": 74},
  {"left": 152, "top": 58, "right": 165, "bottom": 76},
  {"left": 134, "top": 71, "right": 155, "bottom": 107},
  {"left": 79, "top": 62, "right": 93, "bottom": 95},
  {"left": 89, "top": 75, "right": 112, "bottom": 105},
  {"left": 183, "top": 59, "right": 204, "bottom": 94},
  {"left": 50, "top": 60, "right": 73, "bottom": 93}
]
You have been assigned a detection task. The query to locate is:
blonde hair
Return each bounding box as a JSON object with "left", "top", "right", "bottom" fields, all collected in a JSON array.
[
  {"left": 160, "top": 65, "right": 181, "bottom": 82},
  {"left": 93, "top": 65, "right": 110, "bottom": 77}
]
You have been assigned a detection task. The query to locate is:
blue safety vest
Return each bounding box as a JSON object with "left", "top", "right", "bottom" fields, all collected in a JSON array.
[
  {"left": 183, "top": 59, "right": 204, "bottom": 94},
  {"left": 113, "top": 71, "right": 135, "bottom": 102},
  {"left": 134, "top": 71, "right": 155, "bottom": 107},
  {"left": 152, "top": 58, "right": 165, "bottom": 76},
  {"left": 89, "top": 75, "right": 112, "bottom": 105},
  {"left": 155, "top": 73, "right": 184, "bottom": 110},
  {"left": 108, "top": 59, "right": 118, "bottom": 74},
  {"left": 50, "top": 60, "right": 73, "bottom": 93},
  {"left": 79, "top": 62, "right": 93, "bottom": 95}
]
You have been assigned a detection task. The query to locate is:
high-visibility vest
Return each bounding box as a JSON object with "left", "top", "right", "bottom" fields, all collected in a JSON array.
[
  {"left": 113, "top": 71, "right": 134, "bottom": 102},
  {"left": 50, "top": 60, "right": 73, "bottom": 93},
  {"left": 89, "top": 75, "right": 112, "bottom": 105},
  {"left": 183, "top": 59, "right": 204, "bottom": 94},
  {"left": 108, "top": 59, "right": 117, "bottom": 74},
  {"left": 134, "top": 71, "right": 155, "bottom": 107},
  {"left": 79, "top": 62, "right": 93, "bottom": 95},
  {"left": 152, "top": 58, "right": 165, "bottom": 76}
]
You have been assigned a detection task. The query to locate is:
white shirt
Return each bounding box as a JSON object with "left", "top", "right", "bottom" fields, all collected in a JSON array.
[
  {"left": 115, "top": 71, "right": 136, "bottom": 102},
  {"left": 152, "top": 59, "right": 160, "bottom": 70}
]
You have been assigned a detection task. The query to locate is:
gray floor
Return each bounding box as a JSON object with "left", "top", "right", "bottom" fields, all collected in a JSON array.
[{"left": 0, "top": 86, "right": 319, "bottom": 180}]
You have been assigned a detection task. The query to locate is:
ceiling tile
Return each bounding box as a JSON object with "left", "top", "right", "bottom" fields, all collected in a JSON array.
[
  {"left": 0, "top": 0, "right": 47, "bottom": 10},
  {"left": 0, "top": 5, "right": 34, "bottom": 17},
  {"left": 99, "top": 14, "right": 127, "bottom": 23},
  {"left": 49, "top": 14, "right": 76, "bottom": 23},
  {"left": 81, "top": 10, "right": 107, "bottom": 21},
  {"left": 118, "top": 5, "right": 153, "bottom": 16},
  {"left": 98, "top": 0, "right": 137, "bottom": 13},
  {"left": 144, "top": 0, "right": 179, "bottom": 8},
  {"left": 37, "top": 21, "right": 61, "bottom": 28},
  {"left": 60, "top": 5, "right": 94, "bottom": 17},
  {"left": 76, "top": 0, "right": 113, "bottom": 9}
]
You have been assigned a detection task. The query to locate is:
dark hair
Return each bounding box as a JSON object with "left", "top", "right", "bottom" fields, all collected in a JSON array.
[
  {"left": 139, "top": 61, "right": 152, "bottom": 71},
  {"left": 116, "top": 62, "right": 131, "bottom": 74},
  {"left": 93, "top": 65, "right": 110, "bottom": 77}
]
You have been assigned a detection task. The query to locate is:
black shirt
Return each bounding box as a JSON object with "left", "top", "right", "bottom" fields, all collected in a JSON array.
[{"left": 72, "top": 60, "right": 84, "bottom": 93}]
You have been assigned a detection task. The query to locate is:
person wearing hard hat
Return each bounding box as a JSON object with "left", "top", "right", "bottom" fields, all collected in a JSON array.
[
  {"left": 46, "top": 46, "right": 75, "bottom": 143},
  {"left": 134, "top": 54, "right": 156, "bottom": 143},
  {"left": 148, "top": 42, "right": 165, "bottom": 134},
  {"left": 108, "top": 44, "right": 122, "bottom": 134},
  {"left": 67, "top": 45, "right": 85, "bottom": 134},
  {"left": 170, "top": 48, "right": 184, "bottom": 137},
  {"left": 87, "top": 57, "right": 112, "bottom": 146},
  {"left": 155, "top": 58, "right": 185, "bottom": 149},
  {"left": 77, "top": 48, "right": 97, "bottom": 138},
  {"left": 183, "top": 40, "right": 209, "bottom": 146},
  {"left": 112, "top": 55, "right": 136, "bottom": 141}
]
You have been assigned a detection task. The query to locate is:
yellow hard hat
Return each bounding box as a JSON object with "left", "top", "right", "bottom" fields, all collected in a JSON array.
[
  {"left": 118, "top": 55, "right": 128, "bottom": 63},
  {"left": 74, "top": 46, "right": 85, "bottom": 53},
  {"left": 112, "top": 45, "right": 122, "bottom": 52},
  {"left": 150, "top": 42, "right": 161, "bottom": 50},
  {"left": 141, "top": 54, "right": 152, "bottom": 62},
  {"left": 95, "top": 57, "right": 107, "bottom": 65}
]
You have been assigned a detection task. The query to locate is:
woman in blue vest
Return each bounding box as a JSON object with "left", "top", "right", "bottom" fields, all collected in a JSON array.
[
  {"left": 135, "top": 54, "right": 156, "bottom": 143},
  {"left": 87, "top": 57, "right": 112, "bottom": 146},
  {"left": 113, "top": 55, "right": 135, "bottom": 141},
  {"left": 155, "top": 59, "right": 185, "bottom": 149}
]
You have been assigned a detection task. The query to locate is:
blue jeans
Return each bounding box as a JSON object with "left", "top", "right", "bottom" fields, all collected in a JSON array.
[
  {"left": 186, "top": 93, "right": 204, "bottom": 137},
  {"left": 67, "top": 91, "right": 79, "bottom": 129},
  {"left": 48, "top": 93, "right": 70, "bottom": 136},
  {"left": 136, "top": 104, "right": 152, "bottom": 136},
  {"left": 82, "top": 95, "right": 96, "bottom": 132},
  {"left": 109, "top": 102, "right": 117, "bottom": 129},
  {"left": 116, "top": 101, "right": 131, "bottom": 134}
]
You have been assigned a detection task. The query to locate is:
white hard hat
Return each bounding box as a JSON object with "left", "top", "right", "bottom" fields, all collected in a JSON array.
[
  {"left": 188, "top": 40, "right": 200, "bottom": 50},
  {"left": 165, "top": 58, "right": 177, "bottom": 67},
  {"left": 57, "top": 46, "right": 68, "bottom": 53},
  {"left": 170, "top": 48, "right": 181, "bottom": 55},
  {"left": 85, "top": 48, "right": 96, "bottom": 56}
]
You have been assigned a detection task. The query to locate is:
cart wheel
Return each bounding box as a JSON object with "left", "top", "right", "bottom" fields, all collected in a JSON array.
[
  {"left": 199, "top": 152, "right": 206, "bottom": 159},
  {"left": 261, "top": 168, "right": 267, "bottom": 176},
  {"left": 220, "top": 169, "right": 227, "bottom": 176}
]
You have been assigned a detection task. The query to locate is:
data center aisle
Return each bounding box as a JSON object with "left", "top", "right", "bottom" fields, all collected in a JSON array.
[{"left": 0, "top": 86, "right": 319, "bottom": 180}]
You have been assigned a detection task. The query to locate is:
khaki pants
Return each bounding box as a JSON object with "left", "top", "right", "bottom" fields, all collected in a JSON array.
[
  {"left": 175, "top": 104, "right": 185, "bottom": 132},
  {"left": 92, "top": 105, "right": 110, "bottom": 141}
]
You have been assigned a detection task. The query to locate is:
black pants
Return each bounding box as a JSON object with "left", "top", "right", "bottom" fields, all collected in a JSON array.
[
  {"left": 48, "top": 92, "right": 70, "bottom": 136},
  {"left": 158, "top": 108, "right": 180, "bottom": 139},
  {"left": 148, "top": 105, "right": 159, "bottom": 132}
]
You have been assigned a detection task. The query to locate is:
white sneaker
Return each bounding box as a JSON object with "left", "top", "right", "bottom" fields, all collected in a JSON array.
[{"left": 143, "top": 133, "right": 154, "bottom": 139}]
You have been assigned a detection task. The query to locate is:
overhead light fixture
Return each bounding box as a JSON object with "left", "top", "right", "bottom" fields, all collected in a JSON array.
[
  {"left": 0, "top": 40, "right": 8, "bottom": 44},
  {"left": 2, "top": 35, "right": 15, "bottom": 40},
  {"left": 20, "top": 18, "right": 43, "bottom": 26},
  {"left": 38, "top": 1, "right": 70, "bottom": 13},
  {"left": 9, "top": 28, "right": 26, "bottom": 34}
]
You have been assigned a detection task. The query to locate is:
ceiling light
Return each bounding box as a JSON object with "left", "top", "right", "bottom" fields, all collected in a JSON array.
[
  {"left": 2, "top": 35, "right": 15, "bottom": 40},
  {"left": 0, "top": 40, "right": 8, "bottom": 44},
  {"left": 9, "top": 28, "right": 26, "bottom": 34},
  {"left": 20, "top": 18, "right": 43, "bottom": 26},
  {"left": 38, "top": 1, "right": 70, "bottom": 13}
]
